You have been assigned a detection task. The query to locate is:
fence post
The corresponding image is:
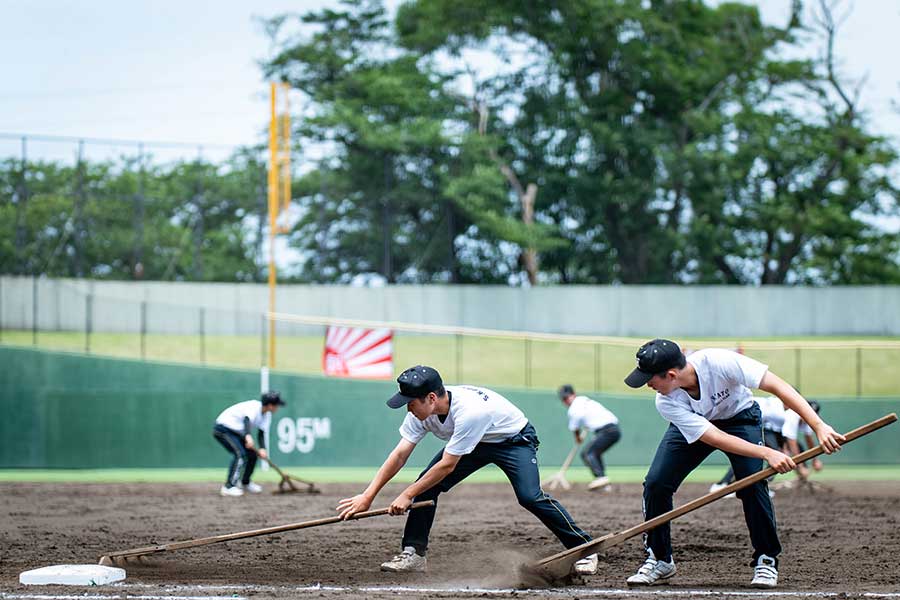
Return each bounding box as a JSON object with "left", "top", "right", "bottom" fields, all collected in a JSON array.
[
  {"left": 856, "top": 346, "right": 862, "bottom": 399},
  {"left": 260, "top": 313, "right": 267, "bottom": 368},
  {"left": 594, "top": 343, "right": 602, "bottom": 392},
  {"left": 85, "top": 293, "right": 93, "bottom": 354},
  {"left": 199, "top": 307, "right": 206, "bottom": 365},
  {"left": 524, "top": 338, "right": 532, "bottom": 387},
  {"left": 140, "top": 301, "right": 147, "bottom": 360},
  {"left": 455, "top": 333, "right": 462, "bottom": 383},
  {"left": 32, "top": 276, "right": 38, "bottom": 346}
]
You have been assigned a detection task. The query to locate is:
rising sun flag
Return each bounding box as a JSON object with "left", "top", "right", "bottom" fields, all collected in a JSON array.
[{"left": 322, "top": 326, "right": 394, "bottom": 379}]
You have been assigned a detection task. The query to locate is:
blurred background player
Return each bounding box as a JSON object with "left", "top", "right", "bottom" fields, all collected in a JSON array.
[
  {"left": 213, "top": 390, "right": 285, "bottom": 497},
  {"left": 558, "top": 384, "right": 621, "bottom": 490},
  {"left": 337, "top": 365, "right": 598, "bottom": 576},
  {"left": 711, "top": 397, "right": 824, "bottom": 493}
]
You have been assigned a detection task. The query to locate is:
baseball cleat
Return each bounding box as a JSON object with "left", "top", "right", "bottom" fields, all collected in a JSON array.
[
  {"left": 573, "top": 553, "right": 599, "bottom": 576},
  {"left": 219, "top": 485, "right": 244, "bottom": 497},
  {"left": 380, "top": 546, "right": 426, "bottom": 573},
  {"left": 241, "top": 482, "right": 263, "bottom": 494},
  {"left": 751, "top": 554, "right": 778, "bottom": 588},
  {"left": 587, "top": 476, "right": 610, "bottom": 491},
  {"left": 626, "top": 552, "right": 676, "bottom": 586}
]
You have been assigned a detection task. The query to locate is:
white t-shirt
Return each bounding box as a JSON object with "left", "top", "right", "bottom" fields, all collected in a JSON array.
[
  {"left": 655, "top": 349, "right": 769, "bottom": 444},
  {"left": 781, "top": 409, "right": 814, "bottom": 440},
  {"left": 215, "top": 400, "right": 271, "bottom": 434},
  {"left": 755, "top": 396, "right": 786, "bottom": 432},
  {"left": 398, "top": 385, "right": 528, "bottom": 456},
  {"left": 567, "top": 395, "right": 618, "bottom": 432}
]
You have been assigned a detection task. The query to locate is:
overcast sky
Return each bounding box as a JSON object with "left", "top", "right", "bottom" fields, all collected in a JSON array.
[{"left": 2, "top": 0, "right": 898, "bottom": 166}]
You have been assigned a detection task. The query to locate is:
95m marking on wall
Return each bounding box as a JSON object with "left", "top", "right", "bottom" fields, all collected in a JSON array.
[{"left": 276, "top": 417, "right": 332, "bottom": 454}]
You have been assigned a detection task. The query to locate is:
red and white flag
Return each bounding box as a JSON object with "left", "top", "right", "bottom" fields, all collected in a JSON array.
[{"left": 322, "top": 326, "right": 394, "bottom": 379}]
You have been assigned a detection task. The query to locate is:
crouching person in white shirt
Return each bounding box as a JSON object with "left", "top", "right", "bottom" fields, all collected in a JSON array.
[
  {"left": 623, "top": 340, "right": 843, "bottom": 589},
  {"left": 212, "top": 391, "right": 284, "bottom": 496},
  {"left": 558, "top": 384, "right": 621, "bottom": 490},
  {"left": 337, "top": 365, "right": 597, "bottom": 576}
]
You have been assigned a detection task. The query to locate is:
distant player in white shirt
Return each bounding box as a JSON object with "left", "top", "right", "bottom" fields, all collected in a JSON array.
[
  {"left": 337, "top": 365, "right": 597, "bottom": 576},
  {"left": 623, "top": 340, "right": 843, "bottom": 589},
  {"left": 712, "top": 397, "right": 824, "bottom": 489},
  {"left": 212, "top": 391, "right": 285, "bottom": 497},
  {"left": 558, "top": 384, "right": 621, "bottom": 490}
]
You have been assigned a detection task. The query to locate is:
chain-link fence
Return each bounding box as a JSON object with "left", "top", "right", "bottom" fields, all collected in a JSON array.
[{"left": 3, "top": 276, "right": 899, "bottom": 398}]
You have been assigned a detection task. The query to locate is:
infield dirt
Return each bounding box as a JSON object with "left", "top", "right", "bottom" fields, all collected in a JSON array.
[{"left": 2, "top": 480, "right": 899, "bottom": 598}]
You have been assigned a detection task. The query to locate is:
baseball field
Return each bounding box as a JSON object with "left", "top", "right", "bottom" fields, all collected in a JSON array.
[{"left": 3, "top": 476, "right": 900, "bottom": 599}]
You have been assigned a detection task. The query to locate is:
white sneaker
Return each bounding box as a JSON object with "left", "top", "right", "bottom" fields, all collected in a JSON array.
[
  {"left": 587, "top": 476, "right": 610, "bottom": 491},
  {"left": 242, "top": 482, "right": 263, "bottom": 494},
  {"left": 709, "top": 482, "right": 736, "bottom": 498},
  {"left": 380, "top": 546, "right": 426, "bottom": 573},
  {"left": 573, "top": 553, "right": 599, "bottom": 576},
  {"left": 626, "top": 552, "right": 676, "bottom": 586},
  {"left": 220, "top": 485, "right": 243, "bottom": 497},
  {"left": 751, "top": 554, "right": 778, "bottom": 588}
]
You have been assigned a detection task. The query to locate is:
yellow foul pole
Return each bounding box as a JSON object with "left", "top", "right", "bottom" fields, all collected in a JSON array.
[{"left": 267, "top": 82, "right": 290, "bottom": 369}]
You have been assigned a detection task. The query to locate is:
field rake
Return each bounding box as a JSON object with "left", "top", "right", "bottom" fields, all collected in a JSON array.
[
  {"left": 99, "top": 500, "right": 435, "bottom": 566},
  {"left": 523, "top": 413, "right": 897, "bottom": 586},
  {"left": 262, "top": 456, "right": 321, "bottom": 494}
]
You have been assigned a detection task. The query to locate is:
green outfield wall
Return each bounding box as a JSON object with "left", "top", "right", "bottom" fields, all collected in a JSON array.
[{"left": 1, "top": 347, "right": 898, "bottom": 470}]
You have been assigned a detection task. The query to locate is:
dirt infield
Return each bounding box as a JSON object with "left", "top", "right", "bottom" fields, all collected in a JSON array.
[{"left": 2, "top": 480, "right": 899, "bottom": 598}]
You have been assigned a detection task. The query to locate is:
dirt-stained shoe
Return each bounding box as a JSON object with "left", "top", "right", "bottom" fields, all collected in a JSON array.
[
  {"left": 380, "top": 547, "right": 426, "bottom": 573},
  {"left": 626, "top": 552, "right": 676, "bottom": 586},
  {"left": 573, "top": 553, "right": 599, "bottom": 576},
  {"left": 220, "top": 485, "right": 244, "bottom": 497},
  {"left": 750, "top": 554, "right": 778, "bottom": 588}
]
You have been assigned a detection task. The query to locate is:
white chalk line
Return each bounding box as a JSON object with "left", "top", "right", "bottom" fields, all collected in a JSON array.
[
  {"left": 99, "top": 583, "right": 900, "bottom": 598},
  {"left": 1, "top": 595, "right": 244, "bottom": 600}
]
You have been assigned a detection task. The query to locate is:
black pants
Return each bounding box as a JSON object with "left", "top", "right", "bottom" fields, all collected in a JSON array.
[
  {"left": 401, "top": 422, "right": 592, "bottom": 555},
  {"left": 581, "top": 423, "right": 621, "bottom": 477},
  {"left": 717, "top": 429, "right": 784, "bottom": 485},
  {"left": 642, "top": 404, "right": 780, "bottom": 563},
  {"left": 212, "top": 424, "right": 257, "bottom": 487}
]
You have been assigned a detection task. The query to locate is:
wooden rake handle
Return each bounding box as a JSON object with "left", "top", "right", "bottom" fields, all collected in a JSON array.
[
  {"left": 535, "top": 413, "right": 897, "bottom": 571},
  {"left": 100, "top": 500, "right": 435, "bottom": 562}
]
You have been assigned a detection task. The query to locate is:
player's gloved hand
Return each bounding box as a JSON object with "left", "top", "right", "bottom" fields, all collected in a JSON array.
[
  {"left": 244, "top": 435, "right": 255, "bottom": 450},
  {"left": 765, "top": 448, "right": 796, "bottom": 473},
  {"left": 336, "top": 494, "right": 372, "bottom": 520},
  {"left": 389, "top": 493, "right": 413, "bottom": 515},
  {"left": 814, "top": 423, "right": 844, "bottom": 454}
]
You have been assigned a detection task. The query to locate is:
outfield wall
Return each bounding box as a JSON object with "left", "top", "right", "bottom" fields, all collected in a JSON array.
[
  {"left": 1, "top": 347, "right": 897, "bottom": 470},
  {"left": 2, "top": 277, "right": 900, "bottom": 337}
]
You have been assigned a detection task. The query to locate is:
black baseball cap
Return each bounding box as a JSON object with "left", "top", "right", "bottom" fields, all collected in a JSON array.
[
  {"left": 387, "top": 365, "right": 443, "bottom": 408},
  {"left": 624, "top": 339, "right": 686, "bottom": 388},
  {"left": 261, "top": 390, "right": 285, "bottom": 406}
]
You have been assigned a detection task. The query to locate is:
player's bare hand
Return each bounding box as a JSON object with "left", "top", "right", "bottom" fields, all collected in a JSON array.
[
  {"left": 389, "top": 493, "right": 413, "bottom": 515},
  {"left": 257, "top": 448, "right": 268, "bottom": 460},
  {"left": 766, "top": 449, "right": 796, "bottom": 473},
  {"left": 812, "top": 458, "right": 823, "bottom": 471},
  {"left": 336, "top": 494, "right": 371, "bottom": 520},
  {"left": 815, "top": 423, "right": 844, "bottom": 454}
]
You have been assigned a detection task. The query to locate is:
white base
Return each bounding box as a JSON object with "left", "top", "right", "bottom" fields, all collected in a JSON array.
[{"left": 19, "top": 564, "right": 126, "bottom": 585}]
